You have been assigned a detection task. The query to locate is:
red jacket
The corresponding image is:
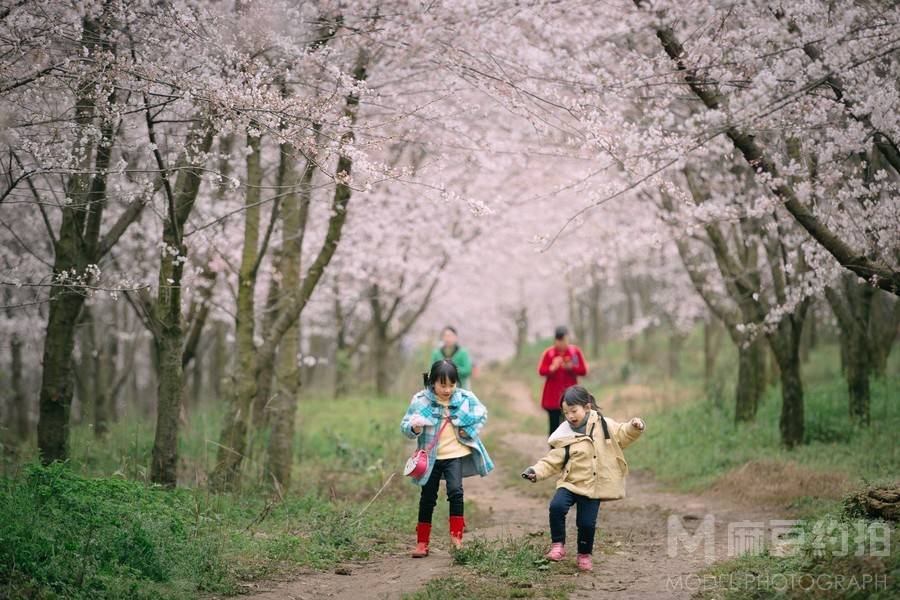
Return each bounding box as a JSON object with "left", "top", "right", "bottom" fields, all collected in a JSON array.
[{"left": 538, "top": 345, "right": 588, "bottom": 410}]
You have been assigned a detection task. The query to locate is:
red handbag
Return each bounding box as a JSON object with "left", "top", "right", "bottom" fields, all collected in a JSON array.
[{"left": 404, "top": 413, "right": 451, "bottom": 479}]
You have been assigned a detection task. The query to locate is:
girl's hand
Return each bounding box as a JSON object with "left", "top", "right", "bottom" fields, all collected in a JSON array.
[
  {"left": 409, "top": 415, "right": 430, "bottom": 434},
  {"left": 631, "top": 417, "right": 645, "bottom": 431},
  {"left": 521, "top": 467, "right": 537, "bottom": 482},
  {"left": 410, "top": 414, "right": 430, "bottom": 427}
]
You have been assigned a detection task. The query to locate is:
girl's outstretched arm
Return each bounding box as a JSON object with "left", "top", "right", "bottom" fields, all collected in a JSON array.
[
  {"left": 609, "top": 417, "right": 645, "bottom": 448},
  {"left": 530, "top": 447, "right": 567, "bottom": 480}
]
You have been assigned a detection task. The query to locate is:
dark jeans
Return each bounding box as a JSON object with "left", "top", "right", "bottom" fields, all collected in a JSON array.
[
  {"left": 546, "top": 409, "right": 562, "bottom": 436},
  {"left": 418, "top": 458, "right": 464, "bottom": 523},
  {"left": 549, "top": 488, "right": 601, "bottom": 555}
]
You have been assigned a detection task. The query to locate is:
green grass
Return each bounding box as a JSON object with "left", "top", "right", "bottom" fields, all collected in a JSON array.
[
  {"left": 627, "top": 375, "right": 899, "bottom": 491},
  {"left": 1, "top": 392, "right": 420, "bottom": 599},
  {"left": 1, "top": 463, "right": 231, "bottom": 599}
]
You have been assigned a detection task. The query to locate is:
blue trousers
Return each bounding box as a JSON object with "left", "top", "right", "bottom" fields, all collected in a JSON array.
[{"left": 549, "top": 487, "right": 601, "bottom": 555}]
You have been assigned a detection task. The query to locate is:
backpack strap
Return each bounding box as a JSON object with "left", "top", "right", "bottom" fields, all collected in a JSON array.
[{"left": 597, "top": 411, "right": 612, "bottom": 444}]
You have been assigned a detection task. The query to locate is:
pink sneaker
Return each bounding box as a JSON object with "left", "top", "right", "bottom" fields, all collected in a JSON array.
[
  {"left": 545, "top": 542, "right": 566, "bottom": 561},
  {"left": 576, "top": 554, "right": 593, "bottom": 571}
]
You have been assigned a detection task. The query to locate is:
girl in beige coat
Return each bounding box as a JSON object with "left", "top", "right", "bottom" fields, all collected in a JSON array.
[{"left": 522, "top": 386, "right": 645, "bottom": 571}]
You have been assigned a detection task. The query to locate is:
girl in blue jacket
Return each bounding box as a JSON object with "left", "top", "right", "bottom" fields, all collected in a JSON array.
[{"left": 400, "top": 359, "right": 493, "bottom": 557}]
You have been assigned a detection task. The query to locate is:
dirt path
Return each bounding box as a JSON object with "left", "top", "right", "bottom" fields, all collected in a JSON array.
[{"left": 243, "top": 380, "right": 785, "bottom": 599}]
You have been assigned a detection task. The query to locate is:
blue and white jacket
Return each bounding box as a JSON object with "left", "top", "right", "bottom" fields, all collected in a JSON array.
[{"left": 400, "top": 387, "right": 494, "bottom": 486}]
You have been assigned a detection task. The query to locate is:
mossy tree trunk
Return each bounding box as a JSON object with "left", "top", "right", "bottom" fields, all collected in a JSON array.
[
  {"left": 267, "top": 136, "right": 315, "bottom": 489},
  {"left": 211, "top": 132, "right": 264, "bottom": 492},
  {"left": 734, "top": 336, "right": 766, "bottom": 422},
  {"left": 826, "top": 274, "right": 876, "bottom": 424},
  {"left": 147, "top": 119, "right": 214, "bottom": 488}
]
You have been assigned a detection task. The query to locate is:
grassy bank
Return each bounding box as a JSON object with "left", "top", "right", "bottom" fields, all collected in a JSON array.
[
  {"left": 1, "top": 392, "right": 419, "bottom": 599},
  {"left": 628, "top": 375, "right": 898, "bottom": 494}
]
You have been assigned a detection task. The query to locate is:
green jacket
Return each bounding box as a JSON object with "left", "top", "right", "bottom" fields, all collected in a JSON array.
[{"left": 430, "top": 345, "right": 473, "bottom": 389}]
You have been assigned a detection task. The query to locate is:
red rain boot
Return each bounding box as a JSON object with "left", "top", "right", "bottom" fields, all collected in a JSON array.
[
  {"left": 412, "top": 523, "right": 431, "bottom": 558},
  {"left": 449, "top": 516, "right": 465, "bottom": 550}
]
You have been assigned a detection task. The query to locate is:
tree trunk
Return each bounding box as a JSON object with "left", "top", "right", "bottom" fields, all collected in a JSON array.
[
  {"left": 190, "top": 349, "right": 203, "bottom": 406},
  {"left": 211, "top": 133, "right": 263, "bottom": 492},
  {"left": 703, "top": 320, "right": 718, "bottom": 388},
  {"left": 624, "top": 284, "right": 638, "bottom": 365},
  {"left": 334, "top": 286, "right": 352, "bottom": 399},
  {"left": 799, "top": 303, "right": 817, "bottom": 363},
  {"left": 266, "top": 137, "right": 306, "bottom": 489},
  {"left": 374, "top": 323, "right": 390, "bottom": 397},
  {"left": 148, "top": 120, "right": 214, "bottom": 487},
  {"left": 106, "top": 309, "right": 121, "bottom": 423},
  {"left": 845, "top": 324, "right": 870, "bottom": 423},
  {"left": 667, "top": 331, "right": 686, "bottom": 378},
  {"left": 735, "top": 336, "right": 765, "bottom": 422},
  {"left": 209, "top": 321, "right": 226, "bottom": 401},
  {"left": 252, "top": 361, "right": 275, "bottom": 426},
  {"left": 150, "top": 322, "right": 183, "bottom": 487},
  {"left": 568, "top": 286, "right": 585, "bottom": 346},
  {"left": 267, "top": 322, "right": 300, "bottom": 489},
  {"left": 765, "top": 307, "right": 808, "bottom": 449},
  {"left": 94, "top": 313, "right": 117, "bottom": 438},
  {"left": 36, "top": 13, "right": 121, "bottom": 462},
  {"left": 778, "top": 348, "right": 805, "bottom": 449},
  {"left": 826, "top": 278, "right": 874, "bottom": 423},
  {"left": 869, "top": 291, "right": 899, "bottom": 377},
  {"left": 10, "top": 332, "right": 28, "bottom": 440},
  {"left": 252, "top": 275, "right": 281, "bottom": 428},
  {"left": 514, "top": 306, "right": 529, "bottom": 359},
  {"left": 587, "top": 277, "right": 602, "bottom": 358},
  {"left": 839, "top": 332, "right": 848, "bottom": 374},
  {"left": 767, "top": 345, "right": 779, "bottom": 388},
  {"left": 334, "top": 348, "right": 351, "bottom": 398},
  {"left": 334, "top": 295, "right": 351, "bottom": 398},
  {"left": 38, "top": 295, "right": 86, "bottom": 462}
]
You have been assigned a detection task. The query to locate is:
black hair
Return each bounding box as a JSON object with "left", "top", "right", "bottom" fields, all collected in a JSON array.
[
  {"left": 442, "top": 325, "right": 458, "bottom": 335},
  {"left": 559, "top": 385, "right": 598, "bottom": 410},
  {"left": 423, "top": 359, "right": 460, "bottom": 389},
  {"left": 554, "top": 325, "right": 568, "bottom": 340}
]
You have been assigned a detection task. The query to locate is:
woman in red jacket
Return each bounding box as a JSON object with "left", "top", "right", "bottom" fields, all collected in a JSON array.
[{"left": 538, "top": 326, "right": 589, "bottom": 435}]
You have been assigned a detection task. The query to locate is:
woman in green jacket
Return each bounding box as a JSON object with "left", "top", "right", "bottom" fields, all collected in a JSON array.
[{"left": 430, "top": 326, "right": 473, "bottom": 389}]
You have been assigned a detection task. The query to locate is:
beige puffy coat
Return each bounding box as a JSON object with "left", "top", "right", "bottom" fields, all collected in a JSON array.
[{"left": 529, "top": 410, "right": 643, "bottom": 500}]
